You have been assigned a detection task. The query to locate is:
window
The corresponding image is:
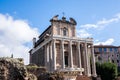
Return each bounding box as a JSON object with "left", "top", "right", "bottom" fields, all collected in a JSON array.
[
  {"left": 110, "top": 48, "right": 112, "bottom": 51},
  {"left": 64, "top": 52, "right": 68, "bottom": 67},
  {"left": 104, "top": 48, "right": 107, "bottom": 52},
  {"left": 99, "top": 48, "right": 102, "bottom": 52},
  {"left": 112, "top": 60, "right": 114, "bottom": 63},
  {"left": 114, "top": 48, "right": 118, "bottom": 52},
  {"left": 117, "top": 60, "right": 119, "bottom": 63},
  {"left": 63, "top": 27, "right": 67, "bottom": 36},
  {"left": 117, "top": 55, "right": 119, "bottom": 57}
]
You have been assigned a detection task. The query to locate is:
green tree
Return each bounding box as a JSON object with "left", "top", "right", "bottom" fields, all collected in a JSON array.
[{"left": 96, "top": 62, "right": 118, "bottom": 80}]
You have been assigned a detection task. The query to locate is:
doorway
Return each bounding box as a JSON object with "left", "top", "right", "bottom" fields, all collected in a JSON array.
[{"left": 64, "top": 52, "right": 68, "bottom": 67}]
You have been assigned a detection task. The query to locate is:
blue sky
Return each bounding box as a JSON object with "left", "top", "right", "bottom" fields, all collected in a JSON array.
[{"left": 0, "top": 0, "right": 120, "bottom": 64}]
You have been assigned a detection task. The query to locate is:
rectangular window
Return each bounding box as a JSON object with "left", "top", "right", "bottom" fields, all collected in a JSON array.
[
  {"left": 110, "top": 48, "right": 112, "bottom": 51},
  {"left": 104, "top": 48, "right": 107, "bottom": 52},
  {"left": 99, "top": 48, "right": 102, "bottom": 52},
  {"left": 114, "top": 48, "right": 118, "bottom": 52}
]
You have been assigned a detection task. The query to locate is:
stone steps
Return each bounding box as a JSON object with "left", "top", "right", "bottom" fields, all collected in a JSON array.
[{"left": 76, "top": 75, "right": 91, "bottom": 80}]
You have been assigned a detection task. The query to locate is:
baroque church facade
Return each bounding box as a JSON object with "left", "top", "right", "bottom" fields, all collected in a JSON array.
[{"left": 29, "top": 15, "right": 97, "bottom": 77}]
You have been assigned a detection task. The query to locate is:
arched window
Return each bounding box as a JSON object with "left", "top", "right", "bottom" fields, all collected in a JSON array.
[{"left": 63, "top": 27, "right": 67, "bottom": 36}]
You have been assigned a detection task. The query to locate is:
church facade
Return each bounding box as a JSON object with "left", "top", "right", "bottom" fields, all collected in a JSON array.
[{"left": 29, "top": 15, "right": 97, "bottom": 77}]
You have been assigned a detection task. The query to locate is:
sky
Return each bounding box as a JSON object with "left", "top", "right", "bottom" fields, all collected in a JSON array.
[{"left": 0, "top": 0, "right": 120, "bottom": 64}]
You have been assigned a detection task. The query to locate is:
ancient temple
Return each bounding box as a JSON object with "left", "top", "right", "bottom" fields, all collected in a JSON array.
[{"left": 29, "top": 15, "right": 97, "bottom": 77}]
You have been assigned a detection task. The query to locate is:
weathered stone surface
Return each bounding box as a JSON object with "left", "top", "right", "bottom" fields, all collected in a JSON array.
[
  {"left": 26, "top": 64, "right": 46, "bottom": 78},
  {"left": 0, "top": 57, "right": 27, "bottom": 80}
]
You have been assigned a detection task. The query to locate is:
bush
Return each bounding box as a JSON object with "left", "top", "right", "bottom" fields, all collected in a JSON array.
[{"left": 96, "top": 62, "right": 118, "bottom": 80}]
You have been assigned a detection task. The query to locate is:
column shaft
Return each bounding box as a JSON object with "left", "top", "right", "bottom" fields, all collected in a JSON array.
[
  {"left": 46, "top": 43, "right": 50, "bottom": 71},
  {"left": 84, "top": 43, "right": 90, "bottom": 76},
  {"left": 61, "top": 40, "right": 65, "bottom": 69},
  {"left": 52, "top": 39, "right": 56, "bottom": 70},
  {"left": 77, "top": 42, "right": 82, "bottom": 75},
  {"left": 50, "top": 41, "right": 53, "bottom": 71},
  {"left": 91, "top": 45, "right": 97, "bottom": 77},
  {"left": 69, "top": 41, "right": 73, "bottom": 68}
]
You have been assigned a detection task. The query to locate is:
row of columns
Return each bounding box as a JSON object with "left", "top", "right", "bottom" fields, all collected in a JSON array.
[
  {"left": 45, "top": 39, "right": 56, "bottom": 71},
  {"left": 45, "top": 39, "right": 96, "bottom": 77}
]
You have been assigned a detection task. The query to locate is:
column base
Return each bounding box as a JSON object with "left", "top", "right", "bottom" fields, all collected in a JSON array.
[
  {"left": 84, "top": 73, "right": 91, "bottom": 77},
  {"left": 92, "top": 74, "right": 97, "bottom": 77}
]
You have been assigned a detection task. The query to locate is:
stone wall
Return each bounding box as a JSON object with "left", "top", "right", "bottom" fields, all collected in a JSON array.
[{"left": 31, "top": 46, "right": 45, "bottom": 66}]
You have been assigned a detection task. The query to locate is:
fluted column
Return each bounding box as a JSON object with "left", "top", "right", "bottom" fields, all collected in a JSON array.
[
  {"left": 61, "top": 40, "right": 65, "bottom": 69},
  {"left": 77, "top": 42, "right": 82, "bottom": 75},
  {"left": 91, "top": 44, "right": 97, "bottom": 77},
  {"left": 69, "top": 41, "right": 73, "bottom": 68},
  {"left": 52, "top": 39, "right": 56, "bottom": 70}
]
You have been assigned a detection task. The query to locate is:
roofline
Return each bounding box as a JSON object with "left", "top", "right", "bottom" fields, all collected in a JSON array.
[
  {"left": 94, "top": 45, "right": 119, "bottom": 48},
  {"left": 39, "top": 25, "right": 51, "bottom": 38},
  {"left": 50, "top": 19, "right": 76, "bottom": 25}
]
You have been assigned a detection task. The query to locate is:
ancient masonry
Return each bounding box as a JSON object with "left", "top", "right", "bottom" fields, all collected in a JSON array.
[{"left": 29, "top": 15, "right": 97, "bottom": 79}]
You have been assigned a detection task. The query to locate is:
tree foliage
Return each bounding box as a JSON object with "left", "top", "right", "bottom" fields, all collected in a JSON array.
[{"left": 96, "top": 62, "right": 118, "bottom": 80}]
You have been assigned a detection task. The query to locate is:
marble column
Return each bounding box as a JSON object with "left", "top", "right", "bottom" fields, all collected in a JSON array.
[
  {"left": 87, "top": 45, "right": 91, "bottom": 76},
  {"left": 61, "top": 40, "right": 65, "bottom": 69},
  {"left": 69, "top": 41, "right": 73, "bottom": 68},
  {"left": 84, "top": 43, "right": 90, "bottom": 76},
  {"left": 46, "top": 43, "right": 50, "bottom": 71},
  {"left": 50, "top": 41, "right": 53, "bottom": 71},
  {"left": 77, "top": 42, "right": 82, "bottom": 75},
  {"left": 91, "top": 44, "right": 97, "bottom": 77},
  {"left": 52, "top": 39, "right": 56, "bottom": 70}
]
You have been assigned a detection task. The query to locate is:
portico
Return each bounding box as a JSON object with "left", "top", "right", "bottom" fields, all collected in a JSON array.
[{"left": 42, "top": 36, "right": 96, "bottom": 77}]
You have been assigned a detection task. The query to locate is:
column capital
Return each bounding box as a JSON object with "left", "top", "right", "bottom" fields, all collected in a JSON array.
[
  {"left": 77, "top": 41, "right": 80, "bottom": 44},
  {"left": 53, "top": 39, "right": 56, "bottom": 42},
  {"left": 61, "top": 39, "right": 64, "bottom": 43}
]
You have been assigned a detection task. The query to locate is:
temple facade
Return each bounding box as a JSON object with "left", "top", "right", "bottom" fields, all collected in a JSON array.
[{"left": 29, "top": 15, "right": 97, "bottom": 77}]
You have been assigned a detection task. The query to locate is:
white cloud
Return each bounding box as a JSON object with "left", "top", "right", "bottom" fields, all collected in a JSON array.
[
  {"left": 80, "top": 13, "right": 120, "bottom": 30},
  {"left": 0, "top": 13, "right": 39, "bottom": 64},
  {"left": 77, "top": 29, "right": 92, "bottom": 38},
  {"left": 94, "top": 38, "right": 114, "bottom": 45},
  {"left": 77, "top": 13, "right": 120, "bottom": 40}
]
